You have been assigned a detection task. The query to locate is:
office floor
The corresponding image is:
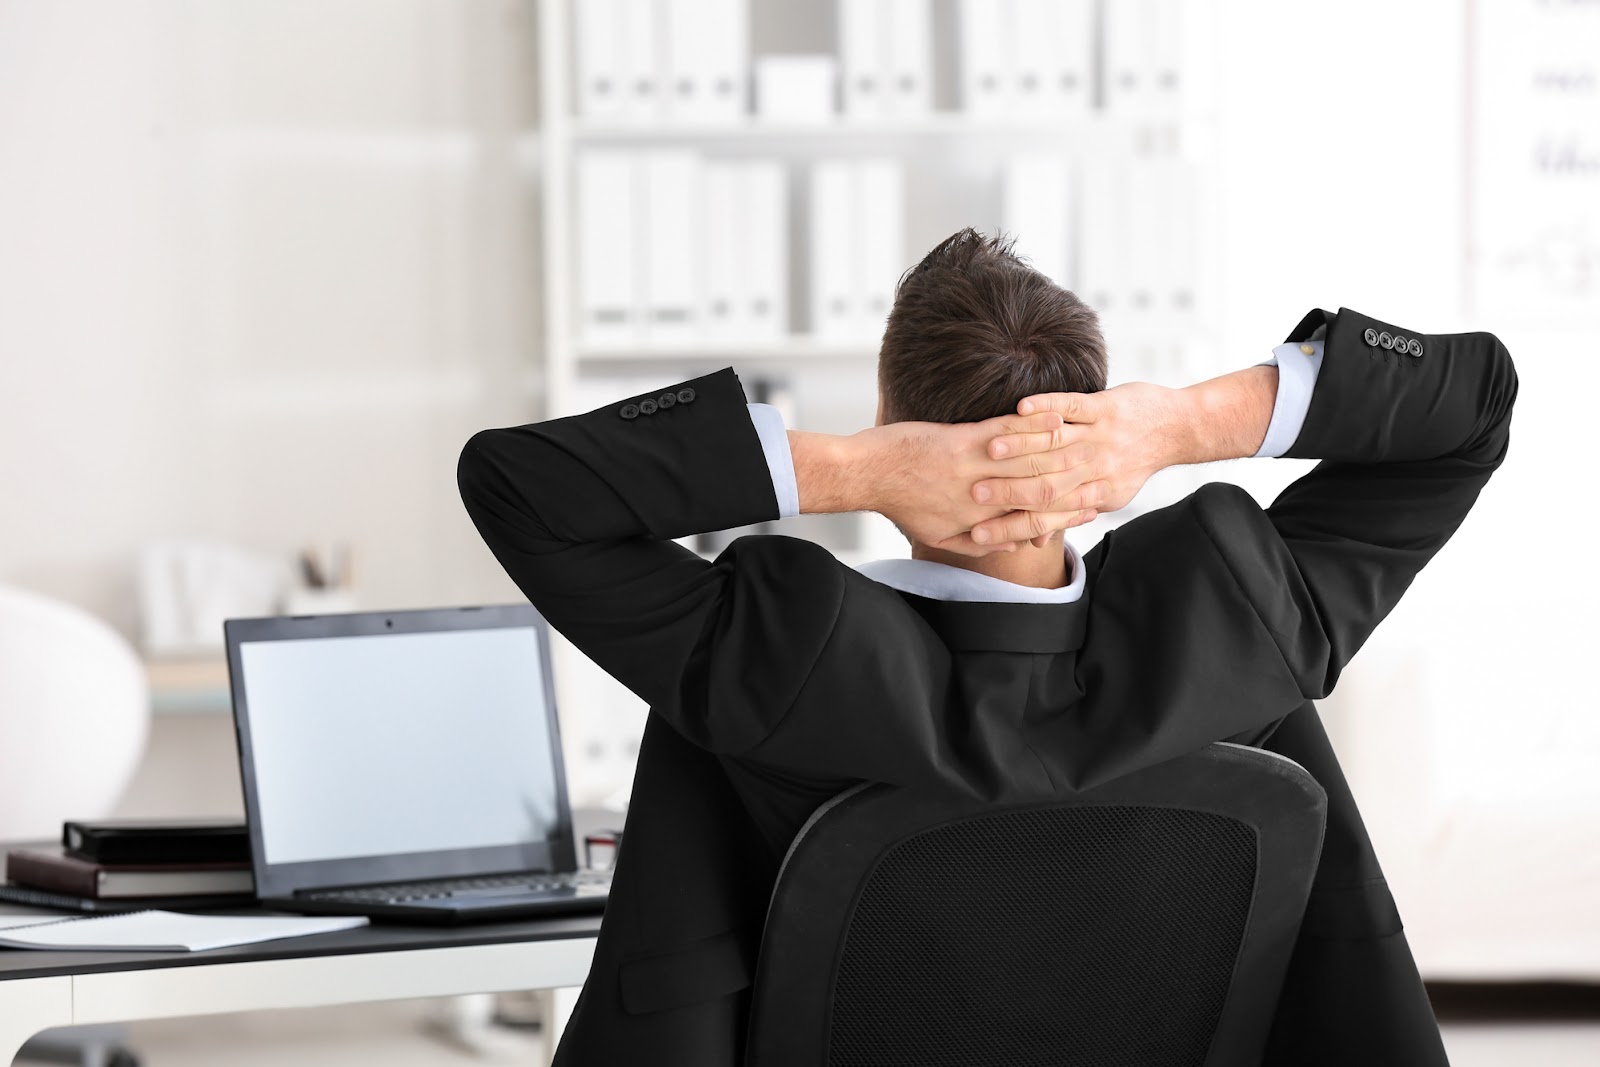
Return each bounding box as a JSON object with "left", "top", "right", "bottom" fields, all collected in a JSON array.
[
  {"left": 1434, "top": 984, "right": 1600, "bottom": 1067},
  {"left": 13, "top": 988, "right": 1598, "bottom": 1066},
  {"left": 112, "top": 998, "right": 545, "bottom": 1066}
]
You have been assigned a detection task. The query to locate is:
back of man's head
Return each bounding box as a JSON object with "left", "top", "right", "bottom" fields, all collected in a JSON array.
[{"left": 877, "top": 228, "right": 1108, "bottom": 425}]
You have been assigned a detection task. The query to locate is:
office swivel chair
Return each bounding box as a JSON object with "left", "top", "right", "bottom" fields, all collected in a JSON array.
[{"left": 745, "top": 743, "right": 1327, "bottom": 1067}]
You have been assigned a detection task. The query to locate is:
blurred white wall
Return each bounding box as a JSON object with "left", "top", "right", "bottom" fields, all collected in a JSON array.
[
  {"left": 0, "top": 0, "right": 537, "bottom": 637},
  {"left": 1212, "top": 0, "right": 1583, "bottom": 594}
]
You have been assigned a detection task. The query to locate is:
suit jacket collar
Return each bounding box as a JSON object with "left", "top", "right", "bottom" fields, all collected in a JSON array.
[
  {"left": 855, "top": 542, "right": 1090, "bottom": 654},
  {"left": 853, "top": 541, "right": 1087, "bottom": 604}
]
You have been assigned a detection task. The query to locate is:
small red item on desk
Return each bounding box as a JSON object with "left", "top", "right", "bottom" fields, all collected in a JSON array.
[{"left": 583, "top": 831, "right": 623, "bottom": 871}]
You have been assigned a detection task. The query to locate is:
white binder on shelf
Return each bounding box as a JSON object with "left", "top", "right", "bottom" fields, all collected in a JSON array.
[
  {"left": 741, "top": 160, "right": 790, "bottom": 341},
  {"left": 663, "top": 0, "right": 748, "bottom": 121},
  {"left": 618, "top": 0, "right": 664, "bottom": 121},
  {"left": 1002, "top": 153, "right": 1071, "bottom": 287},
  {"left": 1102, "top": 0, "right": 1156, "bottom": 117},
  {"left": 575, "top": 0, "right": 628, "bottom": 119},
  {"left": 958, "top": 0, "right": 1014, "bottom": 117},
  {"left": 1076, "top": 158, "right": 1127, "bottom": 322},
  {"left": 883, "top": 0, "right": 933, "bottom": 118},
  {"left": 1010, "top": 0, "right": 1054, "bottom": 117},
  {"left": 663, "top": 0, "right": 710, "bottom": 120},
  {"left": 838, "top": 0, "right": 885, "bottom": 118},
  {"left": 1019, "top": 0, "right": 1094, "bottom": 117},
  {"left": 701, "top": 161, "right": 742, "bottom": 339},
  {"left": 856, "top": 158, "right": 905, "bottom": 341},
  {"left": 704, "top": 0, "right": 751, "bottom": 121},
  {"left": 809, "top": 160, "right": 858, "bottom": 339},
  {"left": 1148, "top": 0, "right": 1185, "bottom": 116},
  {"left": 576, "top": 150, "right": 640, "bottom": 345},
  {"left": 640, "top": 150, "right": 704, "bottom": 342}
]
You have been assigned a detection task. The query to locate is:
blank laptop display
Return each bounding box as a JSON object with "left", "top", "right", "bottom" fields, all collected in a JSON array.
[
  {"left": 239, "top": 626, "right": 560, "bottom": 867},
  {"left": 225, "top": 605, "right": 600, "bottom": 920}
]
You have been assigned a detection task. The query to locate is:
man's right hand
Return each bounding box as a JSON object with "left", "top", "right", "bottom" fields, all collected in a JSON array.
[
  {"left": 968, "top": 383, "right": 1186, "bottom": 547},
  {"left": 969, "top": 364, "right": 1278, "bottom": 547}
]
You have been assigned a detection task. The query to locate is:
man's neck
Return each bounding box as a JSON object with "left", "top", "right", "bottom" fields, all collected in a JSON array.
[{"left": 909, "top": 538, "right": 1071, "bottom": 590}]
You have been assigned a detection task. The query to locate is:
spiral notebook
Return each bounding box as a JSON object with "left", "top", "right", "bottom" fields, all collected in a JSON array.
[{"left": 0, "top": 910, "right": 367, "bottom": 952}]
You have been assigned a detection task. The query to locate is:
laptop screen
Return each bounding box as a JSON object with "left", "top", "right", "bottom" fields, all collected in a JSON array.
[{"left": 226, "top": 606, "right": 576, "bottom": 897}]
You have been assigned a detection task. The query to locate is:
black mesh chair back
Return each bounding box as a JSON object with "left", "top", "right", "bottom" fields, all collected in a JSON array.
[{"left": 744, "top": 743, "right": 1327, "bottom": 1067}]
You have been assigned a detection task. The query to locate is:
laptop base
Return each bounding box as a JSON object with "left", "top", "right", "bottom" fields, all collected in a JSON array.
[{"left": 269, "top": 883, "right": 608, "bottom": 925}]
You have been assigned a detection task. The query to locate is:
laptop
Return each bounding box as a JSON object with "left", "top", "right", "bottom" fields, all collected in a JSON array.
[{"left": 224, "top": 604, "right": 609, "bottom": 923}]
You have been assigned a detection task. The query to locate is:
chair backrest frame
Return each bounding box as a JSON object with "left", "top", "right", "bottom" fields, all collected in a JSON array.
[{"left": 744, "top": 743, "right": 1327, "bottom": 1067}]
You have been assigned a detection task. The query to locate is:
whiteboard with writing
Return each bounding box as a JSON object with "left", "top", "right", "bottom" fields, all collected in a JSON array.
[{"left": 1471, "top": 0, "right": 1600, "bottom": 322}]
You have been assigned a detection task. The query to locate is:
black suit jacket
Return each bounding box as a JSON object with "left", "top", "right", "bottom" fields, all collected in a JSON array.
[{"left": 457, "top": 307, "right": 1518, "bottom": 1066}]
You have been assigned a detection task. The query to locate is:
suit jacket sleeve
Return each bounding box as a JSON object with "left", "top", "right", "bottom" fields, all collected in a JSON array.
[
  {"left": 1062, "top": 307, "right": 1517, "bottom": 791},
  {"left": 1199, "top": 305, "right": 1519, "bottom": 699},
  {"left": 456, "top": 367, "right": 847, "bottom": 754}
]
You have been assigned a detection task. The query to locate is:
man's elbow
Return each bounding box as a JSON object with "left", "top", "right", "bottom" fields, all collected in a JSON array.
[
  {"left": 1491, "top": 332, "right": 1519, "bottom": 408},
  {"left": 456, "top": 429, "right": 515, "bottom": 512},
  {"left": 456, "top": 428, "right": 559, "bottom": 549},
  {"left": 1481, "top": 330, "right": 1520, "bottom": 432},
  {"left": 456, "top": 431, "right": 489, "bottom": 502}
]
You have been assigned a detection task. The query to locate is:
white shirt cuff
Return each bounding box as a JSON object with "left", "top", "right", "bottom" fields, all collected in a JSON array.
[
  {"left": 747, "top": 402, "right": 800, "bottom": 518},
  {"left": 1254, "top": 339, "right": 1324, "bottom": 458}
]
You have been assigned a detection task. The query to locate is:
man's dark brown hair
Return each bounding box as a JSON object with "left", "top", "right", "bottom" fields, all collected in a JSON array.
[{"left": 877, "top": 228, "right": 1108, "bottom": 425}]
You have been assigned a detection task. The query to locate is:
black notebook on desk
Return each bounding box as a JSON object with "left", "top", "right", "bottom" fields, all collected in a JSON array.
[
  {"left": 0, "top": 883, "right": 255, "bottom": 915},
  {"left": 63, "top": 819, "right": 250, "bottom": 866}
]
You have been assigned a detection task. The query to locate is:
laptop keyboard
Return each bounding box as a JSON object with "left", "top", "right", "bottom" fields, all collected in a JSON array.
[{"left": 300, "top": 869, "right": 609, "bottom": 905}]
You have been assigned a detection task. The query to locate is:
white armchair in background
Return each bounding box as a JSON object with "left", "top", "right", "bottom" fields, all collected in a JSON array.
[
  {"left": 0, "top": 584, "right": 150, "bottom": 1067},
  {"left": 0, "top": 585, "right": 150, "bottom": 839}
]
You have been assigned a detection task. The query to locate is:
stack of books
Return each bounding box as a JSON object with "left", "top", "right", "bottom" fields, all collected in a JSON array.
[{"left": 1, "top": 819, "right": 255, "bottom": 914}]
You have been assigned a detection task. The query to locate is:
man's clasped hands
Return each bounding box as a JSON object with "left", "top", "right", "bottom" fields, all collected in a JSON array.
[{"left": 861, "top": 383, "right": 1181, "bottom": 557}]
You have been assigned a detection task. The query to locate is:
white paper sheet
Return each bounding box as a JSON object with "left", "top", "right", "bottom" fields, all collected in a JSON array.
[{"left": 0, "top": 910, "right": 367, "bottom": 952}]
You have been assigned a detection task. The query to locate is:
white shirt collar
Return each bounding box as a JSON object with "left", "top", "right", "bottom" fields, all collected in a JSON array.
[{"left": 854, "top": 541, "right": 1086, "bottom": 604}]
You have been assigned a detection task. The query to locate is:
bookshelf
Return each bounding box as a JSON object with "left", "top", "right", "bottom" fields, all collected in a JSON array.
[
  {"left": 531, "top": 0, "right": 1224, "bottom": 524},
  {"left": 526, "top": 0, "right": 1223, "bottom": 804}
]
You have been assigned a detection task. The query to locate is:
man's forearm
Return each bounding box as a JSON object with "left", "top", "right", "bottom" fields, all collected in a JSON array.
[
  {"left": 789, "top": 364, "right": 1280, "bottom": 520},
  {"left": 789, "top": 429, "right": 868, "bottom": 514},
  {"left": 1175, "top": 364, "right": 1279, "bottom": 466}
]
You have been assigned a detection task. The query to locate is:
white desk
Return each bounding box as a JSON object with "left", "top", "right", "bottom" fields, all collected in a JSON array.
[{"left": 0, "top": 907, "right": 600, "bottom": 1065}]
